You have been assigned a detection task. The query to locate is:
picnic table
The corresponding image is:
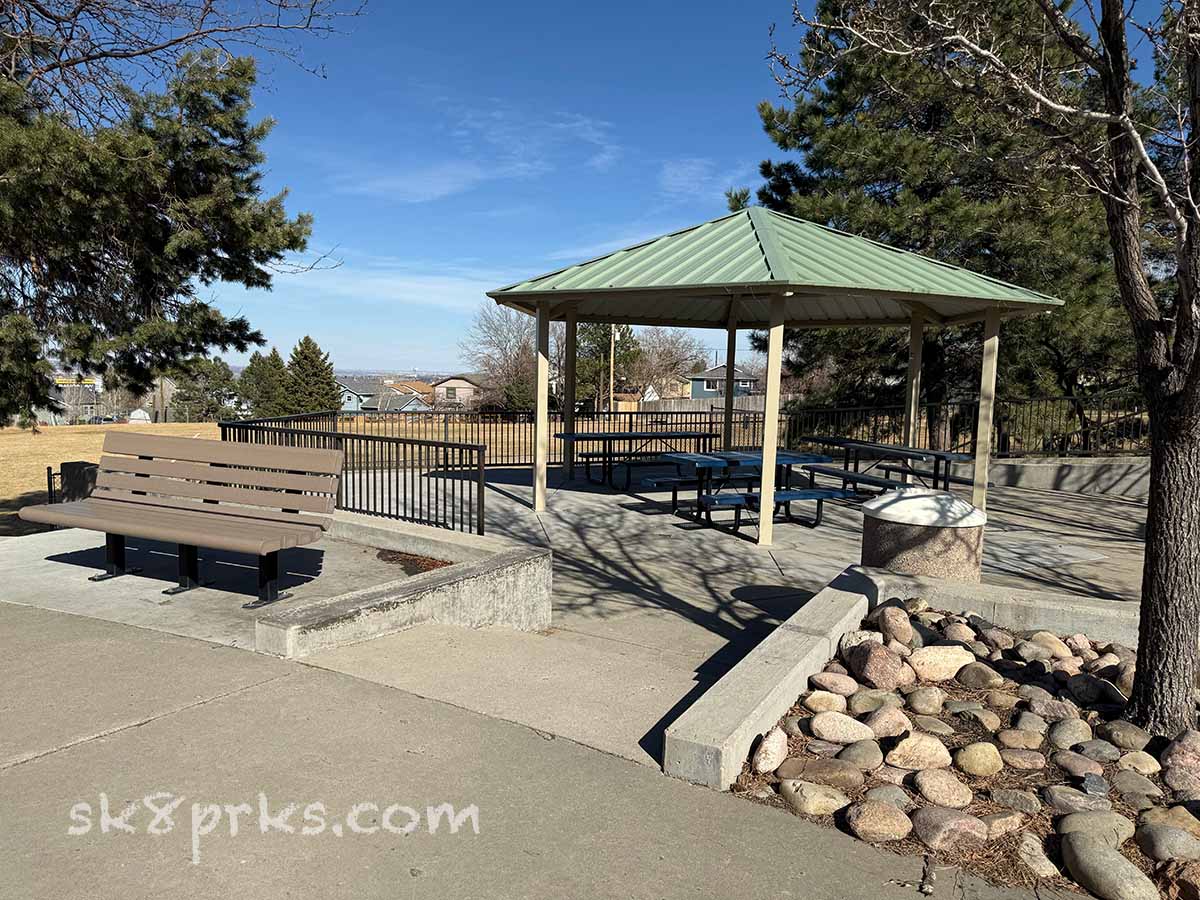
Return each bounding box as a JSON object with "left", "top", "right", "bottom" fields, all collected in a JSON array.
[
  {"left": 799, "top": 436, "right": 972, "bottom": 491},
  {"left": 660, "top": 449, "right": 833, "bottom": 522},
  {"left": 556, "top": 430, "right": 717, "bottom": 489}
]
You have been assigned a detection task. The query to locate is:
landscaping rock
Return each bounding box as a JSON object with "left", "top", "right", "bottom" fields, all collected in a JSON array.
[
  {"left": 986, "top": 691, "right": 1021, "bottom": 710},
  {"left": 886, "top": 732, "right": 952, "bottom": 770},
  {"left": 810, "top": 711, "right": 875, "bottom": 745},
  {"left": 849, "top": 642, "right": 907, "bottom": 691},
  {"left": 998, "top": 729, "right": 1044, "bottom": 750},
  {"left": 1137, "top": 824, "right": 1200, "bottom": 862},
  {"left": 803, "top": 690, "right": 848, "bottom": 713},
  {"left": 1015, "top": 640, "right": 1055, "bottom": 663},
  {"left": 1166, "top": 766, "right": 1200, "bottom": 797},
  {"left": 909, "top": 807, "right": 987, "bottom": 851},
  {"left": 944, "top": 699, "right": 983, "bottom": 714},
  {"left": 873, "top": 765, "right": 912, "bottom": 786},
  {"left": 1026, "top": 695, "right": 1080, "bottom": 722},
  {"left": 1044, "top": 785, "right": 1113, "bottom": 813},
  {"left": 956, "top": 708, "right": 1002, "bottom": 732},
  {"left": 865, "top": 785, "right": 914, "bottom": 812},
  {"left": 845, "top": 800, "right": 913, "bottom": 842},
  {"left": 1049, "top": 718, "right": 1093, "bottom": 750},
  {"left": 1075, "top": 739, "right": 1122, "bottom": 763},
  {"left": 848, "top": 688, "right": 905, "bottom": 716},
  {"left": 1142, "top": 806, "right": 1200, "bottom": 841},
  {"left": 1098, "top": 720, "right": 1152, "bottom": 752},
  {"left": 1118, "top": 750, "right": 1162, "bottom": 776},
  {"left": 1159, "top": 860, "right": 1200, "bottom": 900},
  {"left": 810, "top": 671, "right": 859, "bottom": 696},
  {"left": 806, "top": 740, "right": 844, "bottom": 758},
  {"left": 981, "top": 810, "right": 1025, "bottom": 839},
  {"left": 943, "top": 622, "right": 977, "bottom": 644},
  {"left": 1057, "top": 811, "right": 1135, "bottom": 848},
  {"left": 1080, "top": 773, "right": 1111, "bottom": 796},
  {"left": 775, "top": 757, "right": 865, "bottom": 791},
  {"left": 908, "top": 646, "right": 975, "bottom": 682},
  {"left": 779, "top": 779, "right": 852, "bottom": 817},
  {"left": 954, "top": 742, "right": 1003, "bottom": 777},
  {"left": 1017, "top": 832, "right": 1060, "bottom": 879},
  {"left": 991, "top": 788, "right": 1042, "bottom": 814},
  {"left": 1029, "top": 630, "right": 1074, "bottom": 659},
  {"left": 781, "top": 716, "right": 805, "bottom": 738},
  {"left": 839, "top": 629, "right": 883, "bottom": 662},
  {"left": 905, "top": 686, "right": 946, "bottom": 716},
  {"left": 957, "top": 662, "right": 1004, "bottom": 690},
  {"left": 1014, "top": 711, "right": 1049, "bottom": 734},
  {"left": 1165, "top": 731, "right": 1200, "bottom": 772},
  {"left": 863, "top": 706, "right": 911, "bottom": 739},
  {"left": 912, "top": 715, "right": 956, "bottom": 737},
  {"left": 915, "top": 769, "right": 973, "bottom": 808},
  {"left": 980, "top": 627, "right": 1015, "bottom": 650},
  {"left": 1054, "top": 750, "right": 1104, "bottom": 778},
  {"left": 837, "top": 740, "right": 884, "bottom": 772},
  {"left": 1000, "top": 749, "right": 1046, "bottom": 770},
  {"left": 877, "top": 607, "right": 913, "bottom": 646},
  {"left": 1060, "top": 832, "right": 1159, "bottom": 900},
  {"left": 752, "top": 727, "right": 788, "bottom": 774},
  {"left": 1113, "top": 769, "right": 1163, "bottom": 800}
]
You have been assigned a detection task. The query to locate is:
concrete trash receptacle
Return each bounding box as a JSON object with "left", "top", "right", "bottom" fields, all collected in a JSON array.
[{"left": 860, "top": 488, "right": 986, "bottom": 582}]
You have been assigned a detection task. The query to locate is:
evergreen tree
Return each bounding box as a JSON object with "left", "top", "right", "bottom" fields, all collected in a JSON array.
[
  {"left": 285, "top": 337, "right": 341, "bottom": 414},
  {"left": 239, "top": 348, "right": 291, "bottom": 419},
  {"left": 0, "top": 51, "right": 311, "bottom": 424},
  {"left": 749, "top": 1, "right": 1133, "bottom": 425},
  {"left": 170, "top": 357, "right": 237, "bottom": 421}
]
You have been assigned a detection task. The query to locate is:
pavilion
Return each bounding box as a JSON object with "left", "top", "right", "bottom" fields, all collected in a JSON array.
[{"left": 488, "top": 207, "right": 1061, "bottom": 546}]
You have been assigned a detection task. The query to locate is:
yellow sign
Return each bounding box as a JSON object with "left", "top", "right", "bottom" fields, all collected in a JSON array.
[{"left": 55, "top": 377, "right": 96, "bottom": 385}]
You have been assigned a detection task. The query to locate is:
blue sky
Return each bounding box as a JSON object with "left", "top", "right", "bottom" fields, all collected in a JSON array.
[{"left": 210, "top": 0, "right": 798, "bottom": 373}]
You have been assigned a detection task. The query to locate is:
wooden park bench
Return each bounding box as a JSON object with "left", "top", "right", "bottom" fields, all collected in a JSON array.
[{"left": 19, "top": 432, "right": 344, "bottom": 606}]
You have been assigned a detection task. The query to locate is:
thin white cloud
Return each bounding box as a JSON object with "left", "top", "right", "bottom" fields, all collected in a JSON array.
[
  {"left": 658, "top": 157, "right": 758, "bottom": 202},
  {"left": 335, "top": 160, "right": 488, "bottom": 202}
]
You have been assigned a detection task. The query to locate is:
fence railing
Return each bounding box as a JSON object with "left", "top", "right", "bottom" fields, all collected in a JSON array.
[{"left": 219, "top": 420, "right": 486, "bottom": 535}]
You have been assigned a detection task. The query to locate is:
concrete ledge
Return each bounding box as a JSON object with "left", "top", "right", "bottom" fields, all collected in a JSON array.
[
  {"left": 952, "top": 457, "right": 1150, "bottom": 501},
  {"left": 256, "top": 513, "right": 551, "bottom": 658},
  {"left": 662, "top": 565, "right": 1138, "bottom": 790}
]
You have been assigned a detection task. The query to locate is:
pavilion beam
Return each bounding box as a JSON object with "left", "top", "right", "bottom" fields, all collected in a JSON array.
[
  {"left": 757, "top": 295, "right": 786, "bottom": 547},
  {"left": 534, "top": 301, "right": 550, "bottom": 512},
  {"left": 564, "top": 309, "right": 578, "bottom": 479},
  {"left": 972, "top": 308, "right": 1002, "bottom": 510},
  {"left": 903, "top": 310, "right": 925, "bottom": 458},
  {"left": 723, "top": 301, "right": 738, "bottom": 449}
]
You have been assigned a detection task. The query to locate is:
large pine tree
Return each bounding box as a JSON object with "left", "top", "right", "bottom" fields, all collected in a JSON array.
[
  {"left": 239, "top": 348, "right": 291, "bottom": 419},
  {"left": 747, "top": 1, "right": 1132, "bottom": 422},
  {"left": 285, "top": 337, "right": 341, "bottom": 414}
]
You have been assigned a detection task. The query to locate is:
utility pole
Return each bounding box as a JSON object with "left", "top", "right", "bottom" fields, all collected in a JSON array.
[{"left": 608, "top": 324, "right": 615, "bottom": 412}]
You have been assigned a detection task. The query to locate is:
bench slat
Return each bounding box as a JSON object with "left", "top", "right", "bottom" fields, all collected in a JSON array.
[
  {"left": 104, "top": 431, "right": 343, "bottom": 475},
  {"left": 100, "top": 455, "right": 337, "bottom": 495},
  {"left": 95, "top": 471, "right": 335, "bottom": 515},
  {"left": 73, "top": 498, "right": 321, "bottom": 542},
  {"left": 802, "top": 464, "right": 907, "bottom": 490},
  {"left": 95, "top": 489, "right": 331, "bottom": 530}
]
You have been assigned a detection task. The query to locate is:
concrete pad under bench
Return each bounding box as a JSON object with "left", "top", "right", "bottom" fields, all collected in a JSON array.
[
  {"left": 255, "top": 512, "right": 552, "bottom": 658},
  {"left": 662, "top": 565, "right": 1138, "bottom": 790}
]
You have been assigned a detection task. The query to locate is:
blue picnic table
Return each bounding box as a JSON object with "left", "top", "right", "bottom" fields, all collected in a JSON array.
[{"left": 555, "top": 430, "right": 717, "bottom": 489}]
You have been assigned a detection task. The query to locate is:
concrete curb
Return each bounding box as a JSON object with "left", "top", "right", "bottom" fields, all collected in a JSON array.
[
  {"left": 255, "top": 512, "right": 552, "bottom": 658},
  {"left": 662, "top": 566, "right": 1139, "bottom": 790}
]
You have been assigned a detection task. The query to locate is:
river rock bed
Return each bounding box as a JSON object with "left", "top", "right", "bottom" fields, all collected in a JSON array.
[{"left": 732, "top": 598, "right": 1200, "bottom": 899}]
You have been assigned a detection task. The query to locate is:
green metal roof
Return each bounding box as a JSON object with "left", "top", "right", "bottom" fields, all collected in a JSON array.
[{"left": 488, "top": 207, "right": 1061, "bottom": 329}]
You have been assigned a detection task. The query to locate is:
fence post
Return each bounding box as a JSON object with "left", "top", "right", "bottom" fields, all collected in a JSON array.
[{"left": 476, "top": 446, "right": 486, "bottom": 535}]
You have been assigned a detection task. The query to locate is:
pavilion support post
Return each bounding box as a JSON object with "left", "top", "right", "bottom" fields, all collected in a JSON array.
[
  {"left": 534, "top": 302, "right": 550, "bottom": 512},
  {"left": 757, "top": 295, "right": 786, "bottom": 547},
  {"left": 972, "top": 308, "right": 1002, "bottom": 511},
  {"left": 723, "top": 311, "right": 737, "bottom": 449},
  {"left": 564, "top": 310, "right": 577, "bottom": 479},
  {"left": 903, "top": 311, "right": 925, "bottom": 484}
]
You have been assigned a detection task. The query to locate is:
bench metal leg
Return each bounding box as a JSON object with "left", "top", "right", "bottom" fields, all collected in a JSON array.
[
  {"left": 90, "top": 534, "right": 139, "bottom": 581},
  {"left": 248, "top": 551, "right": 289, "bottom": 607},
  {"left": 732, "top": 507, "right": 741, "bottom": 533},
  {"left": 163, "top": 544, "right": 201, "bottom": 595}
]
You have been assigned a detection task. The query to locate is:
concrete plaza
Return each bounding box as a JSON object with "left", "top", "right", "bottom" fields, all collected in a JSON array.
[{"left": 0, "top": 466, "right": 1142, "bottom": 898}]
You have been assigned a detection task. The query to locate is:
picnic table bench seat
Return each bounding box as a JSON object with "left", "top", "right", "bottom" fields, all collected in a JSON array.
[
  {"left": 801, "top": 464, "right": 908, "bottom": 492},
  {"left": 19, "top": 432, "right": 344, "bottom": 605},
  {"left": 878, "top": 464, "right": 992, "bottom": 488},
  {"left": 751, "top": 486, "right": 857, "bottom": 528}
]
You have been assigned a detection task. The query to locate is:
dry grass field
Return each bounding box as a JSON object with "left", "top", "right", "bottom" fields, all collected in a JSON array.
[{"left": 0, "top": 422, "right": 220, "bottom": 535}]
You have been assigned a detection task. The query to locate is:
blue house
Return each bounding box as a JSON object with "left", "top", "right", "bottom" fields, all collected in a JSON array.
[
  {"left": 688, "top": 365, "right": 759, "bottom": 400},
  {"left": 337, "top": 377, "right": 432, "bottom": 413}
]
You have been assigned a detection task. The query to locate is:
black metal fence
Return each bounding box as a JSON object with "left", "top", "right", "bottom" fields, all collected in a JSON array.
[{"left": 219, "top": 419, "right": 486, "bottom": 535}]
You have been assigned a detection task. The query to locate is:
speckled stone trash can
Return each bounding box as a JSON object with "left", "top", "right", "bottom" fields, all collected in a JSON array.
[{"left": 860, "top": 488, "right": 987, "bottom": 582}]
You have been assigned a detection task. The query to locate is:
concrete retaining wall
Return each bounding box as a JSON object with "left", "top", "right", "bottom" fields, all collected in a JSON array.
[
  {"left": 256, "top": 512, "right": 552, "bottom": 658},
  {"left": 662, "top": 566, "right": 1139, "bottom": 790},
  {"left": 952, "top": 457, "right": 1150, "bottom": 501}
]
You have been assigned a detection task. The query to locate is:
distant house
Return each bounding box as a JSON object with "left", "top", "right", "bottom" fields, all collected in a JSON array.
[
  {"left": 336, "top": 377, "right": 387, "bottom": 412},
  {"left": 431, "top": 374, "right": 491, "bottom": 409},
  {"left": 361, "top": 392, "right": 430, "bottom": 413},
  {"left": 385, "top": 379, "right": 435, "bottom": 404},
  {"left": 688, "top": 365, "right": 759, "bottom": 400},
  {"left": 642, "top": 374, "right": 691, "bottom": 402}
]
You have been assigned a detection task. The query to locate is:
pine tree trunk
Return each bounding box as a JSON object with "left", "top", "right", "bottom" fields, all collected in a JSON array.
[{"left": 1125, "top": 402, "right": 1200, "bottom": 735}]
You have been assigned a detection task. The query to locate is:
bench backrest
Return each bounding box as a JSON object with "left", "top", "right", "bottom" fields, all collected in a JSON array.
[{"left": 94, "top": 432, "right": 344, "bottom": 530}]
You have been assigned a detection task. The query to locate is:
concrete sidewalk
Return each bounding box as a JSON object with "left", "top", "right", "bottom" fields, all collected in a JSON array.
[{"left": 0, "top": 603, "right": 1043, "bottom": 900}]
